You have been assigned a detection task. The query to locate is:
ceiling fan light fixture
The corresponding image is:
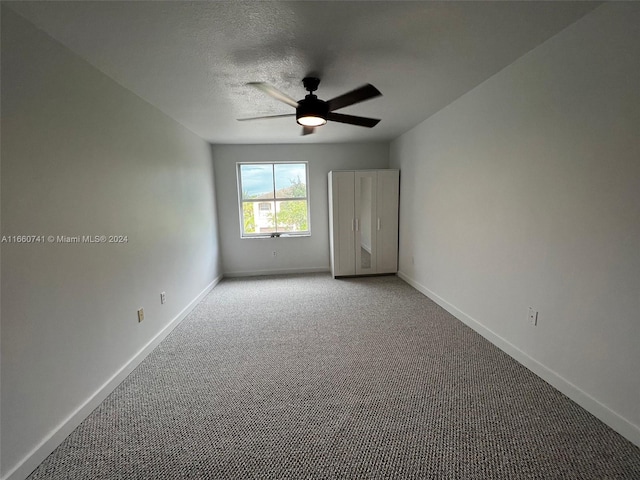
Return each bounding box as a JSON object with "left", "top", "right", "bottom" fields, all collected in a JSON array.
[
  {"left": 297, "top": 115, "right": 327, "bottom": 127},
  {"left": 296, "top": 96, "right": 329, "bottom": 128}
]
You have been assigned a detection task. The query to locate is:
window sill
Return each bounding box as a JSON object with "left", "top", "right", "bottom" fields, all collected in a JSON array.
[{"left": 241, "top": 233, "right": 311, "bottom": 239}]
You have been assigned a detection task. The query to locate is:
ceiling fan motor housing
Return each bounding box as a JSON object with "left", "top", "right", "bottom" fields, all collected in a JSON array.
[{"left": 296, "top": 95, "right": 329, "bottom": 126}]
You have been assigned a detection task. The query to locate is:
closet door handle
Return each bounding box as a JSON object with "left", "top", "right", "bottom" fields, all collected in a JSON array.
[
  {"left": 355, "top": 218, "right": 359, "bottom": 231},
  {"left": 352, "top": 218, "right": 355, "bottom": 231},
  {"left": 377, "top": 218, "right": 381, "bottom": 231}
]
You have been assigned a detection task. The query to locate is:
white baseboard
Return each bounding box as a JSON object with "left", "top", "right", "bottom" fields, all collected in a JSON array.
[
  {"left": 396, "top": 270, "right": 640, "bottom": 449},
  {"left": 3, "top": 274, "right": 223, "bottom": 480},
  {"left": 223, "top": 266, "right": 330, "bottom": 278}
]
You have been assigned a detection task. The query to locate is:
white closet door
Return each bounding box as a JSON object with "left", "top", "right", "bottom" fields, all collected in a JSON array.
[
  {"left": 330, "top": 171, "right": 356, "bottom": 276},
  {"left": 376, "top": 170, "right": 399, "bottom": 273},
  {"left": 355, "top": 171, "right": 378, "bottom": 275}
]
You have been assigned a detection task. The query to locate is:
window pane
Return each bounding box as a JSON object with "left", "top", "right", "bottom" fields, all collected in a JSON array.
[
  {"left": 255, "top": 201, "right": 276, "bottom": 233},
  {"left": 242, "top": 201, "right": 276, "bottom": 234},
  {"left": 241, "top": 202, "right": 256, "bottom": 233},
  {"left": 274, "top": 163, "right": 307, "bottom": 198},
  {"left": 240, "top": 164, "right": 274, "bottom": 200},
  {"left": 275, "top": 200, "right": 308, "bottom": 232}
]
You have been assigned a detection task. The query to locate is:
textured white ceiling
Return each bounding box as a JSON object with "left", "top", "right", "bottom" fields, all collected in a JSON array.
[{"left": 7, "top": 1, "right": 600, "bottom": 144}]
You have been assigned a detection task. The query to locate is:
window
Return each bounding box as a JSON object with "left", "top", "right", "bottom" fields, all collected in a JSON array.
[{"left": 237, "top": 162, "right": 310, "bottom": 238}]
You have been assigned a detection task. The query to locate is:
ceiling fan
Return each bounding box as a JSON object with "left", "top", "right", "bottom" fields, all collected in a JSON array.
[{"left": 238, "top": 77, "right": 382, "bottom": 136}]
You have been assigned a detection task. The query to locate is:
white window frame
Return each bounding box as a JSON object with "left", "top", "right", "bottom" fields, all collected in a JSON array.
[{"left": 236, "top": 162, "right": 311, "bottom": 238}]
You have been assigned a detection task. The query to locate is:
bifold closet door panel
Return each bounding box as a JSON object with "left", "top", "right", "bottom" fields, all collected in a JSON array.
[
  {"left": 376, "top": 170, "right": 399, "bottom": 274},
  {"left": 330, "top": 171, "right": 356, "bottom": 277},
  {"left": 355, "top": 171, "right": 378, "bottom": 275}
]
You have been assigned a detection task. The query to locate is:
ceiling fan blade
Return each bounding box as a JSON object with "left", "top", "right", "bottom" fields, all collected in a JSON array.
[
  {"left": 237, "top": 113, "right": 296, "bottom": 121},
  {"left": 247, "top": 82, "right": 299, "bottom": 108},
  {"left": 301, "top": 126, "right": 315, "bottom": 136},
  {"left": 327, "top": 112, "right": 380, "bottom": 128},
  {"left": 326, "top": 84, "right": 382, "bottom": 112}
]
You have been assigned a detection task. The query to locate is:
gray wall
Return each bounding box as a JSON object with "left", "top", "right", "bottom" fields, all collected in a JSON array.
[
  {"left": 212, "top": 143, "right": 389, "bottom": 276},
  {"left": 1, "top": 9, "right": 222, "bottom": 479},
  {"left": 390, "top": 3, "right": 640, "bottom": 446}
]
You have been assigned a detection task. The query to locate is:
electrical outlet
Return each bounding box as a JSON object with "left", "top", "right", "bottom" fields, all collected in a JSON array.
[
  {"left": 528, "top": 307, "right": 538, "bottom": 326},
  {"left": 272, "top": 251, "right": 277, "bottom": 257},
  {"left": 160, "top": 292, "right": 166, "bottom": 304},
  {"left": 137, "top": 308, "right": 145, "bottom": 323}
]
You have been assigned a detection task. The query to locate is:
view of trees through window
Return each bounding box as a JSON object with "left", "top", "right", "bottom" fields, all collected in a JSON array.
[{"left": 238, "top": 163, "right": 310, "bottom": 237}]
